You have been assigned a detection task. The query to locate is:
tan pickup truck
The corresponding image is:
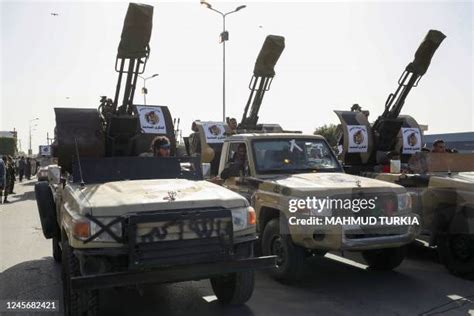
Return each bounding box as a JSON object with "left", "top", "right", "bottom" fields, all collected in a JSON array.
[
  {"left": 218, "top": 133, "right": 420, "bottom": 280},
  {"left": 35, "top": 156, "right": 275, "bottom": 315}
]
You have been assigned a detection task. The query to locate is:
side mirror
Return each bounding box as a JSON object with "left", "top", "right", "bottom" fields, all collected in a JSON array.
[
  {"left": 201, "top": 163, "right": 211, "bottom": 179},
  {"left": 48, "top": 165, "right": 61, "bottom": 185}
]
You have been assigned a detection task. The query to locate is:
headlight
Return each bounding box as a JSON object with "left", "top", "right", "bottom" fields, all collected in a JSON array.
[
  {"left": 299, "top": 205, "right": 332, "bottom": 217},
  {"left": 310, "top": 205, "right": 332, "bottom": 217},
  {"left": 231, "top": 207, "right": 255, "bottom": 231},
  {"left": 90, "top": 218, "right": 122, "bottom": 242},
  {"left": 397, "top": 193, "right": 412, "bottom": 213}
]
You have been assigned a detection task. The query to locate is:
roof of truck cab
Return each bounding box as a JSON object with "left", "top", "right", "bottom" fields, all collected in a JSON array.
[{"left": 226, "top": 133, "right": 326, "bottom": 141}]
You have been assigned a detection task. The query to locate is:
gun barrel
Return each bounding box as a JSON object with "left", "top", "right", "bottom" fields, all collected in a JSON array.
[
  {"left": 406, "top": 29, "right": 446, "bottom": 76},
  {"left": 117, "top": 3, "right": 154, "bottom": 59},
  {"left": 253, "top": 35, "right": 285, "bottom": 77}
]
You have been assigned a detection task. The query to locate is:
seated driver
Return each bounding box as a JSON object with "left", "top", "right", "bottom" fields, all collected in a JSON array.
[{"left": 220, "top": 143, "right": 247, "bottom": 179}]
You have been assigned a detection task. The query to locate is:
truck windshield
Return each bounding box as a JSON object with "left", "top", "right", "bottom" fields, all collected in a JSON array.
[{"left": 252, "top": 138, "right": 342, "bottom": 174}]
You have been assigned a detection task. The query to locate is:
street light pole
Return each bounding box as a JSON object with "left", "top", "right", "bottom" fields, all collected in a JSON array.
[
  {"left": 222, "top": 14, "right": 226, "bottom": 122},
  {"left": 29, "top": 118, "right": 39, "bottom": 156},
  {"left": 138, "top": 73, "right": 159, "bottom": 105},
  {"left": 201, "top": 2, "right": 246, "bottom": 122}
]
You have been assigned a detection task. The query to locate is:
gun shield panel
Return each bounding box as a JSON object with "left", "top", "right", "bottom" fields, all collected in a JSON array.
[
  {"left": 54, "top": 108, "right": 105, "bottom": 173},
  {"left": 131, "top": 105, "right": 176, "bottom": 156},
  {"left": 395, "top": 115, "right": 423, "bottom": 162},
  {"left": 195, "top": 121, "right": 231, "bottom": 175},
  {"left": 106, "top": 105, "right": 176, "bottom": 157},
  {"left": 334, "top": 110, "right": 373, "bottom": 165},
  {"left": 117, "top": 3, "right": 154, "bottom": 59}
]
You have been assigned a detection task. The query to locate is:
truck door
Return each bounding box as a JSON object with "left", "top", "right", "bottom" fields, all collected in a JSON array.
[{"left": 221, "top": 142, "right": 254, "bottom": 202}]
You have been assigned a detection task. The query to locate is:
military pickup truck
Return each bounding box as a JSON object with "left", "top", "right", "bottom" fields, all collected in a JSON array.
[
  {"left": 217, "top": 133, "right": 420, "bottom": 280},
  {"left": 35, "top": 156, "right": 275, "bottom": 315},
  {"left": 363, "top": 153, "right": 474, "bottom": 279}
]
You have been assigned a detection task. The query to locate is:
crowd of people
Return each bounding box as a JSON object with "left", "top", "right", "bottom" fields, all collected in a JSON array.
[{"left": 0, "top": 156, "right": 37, "bottom": 204}]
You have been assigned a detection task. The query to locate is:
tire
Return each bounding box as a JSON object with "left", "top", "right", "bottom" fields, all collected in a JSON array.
[
  {"left": 438, "top": 233, "right": 474, "bottom": 280},
  {"left": 261, "top": 218, "right": 305, "bottom": 281},
  {"left": 210, "top": 271, "right": 255, "bottom": 305},
  {"left": 53, "top": 236, "right": 62, "bottom": 263},
  {"left": 362, "top": 247, "right": 406, "bottom": 270},
  {"left": 34, "top": 181, "right": 59, "bottom": 239},
  {"left": 62, "top": 233, "right": 99, "bottom": 316}
]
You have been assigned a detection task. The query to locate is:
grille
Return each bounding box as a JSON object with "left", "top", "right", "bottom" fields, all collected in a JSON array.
[{"left": 126, "top": 208, "right": 234, "bottom": 268}]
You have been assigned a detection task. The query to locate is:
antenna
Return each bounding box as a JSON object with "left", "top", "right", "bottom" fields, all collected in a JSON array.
[{"left": 74, "top": 137, "right": 85, "bottom": 187}]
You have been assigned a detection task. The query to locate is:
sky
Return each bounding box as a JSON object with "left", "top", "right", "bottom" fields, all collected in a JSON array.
[{"left": 0, "top": 0, "right": 472, "bottom": 154}]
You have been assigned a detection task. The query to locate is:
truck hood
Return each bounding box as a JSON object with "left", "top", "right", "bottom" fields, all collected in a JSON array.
[
  {"left": 260, "top": 172, "right": 403, "bottom": 195},
  {"left": 68, "top": 179, "right": 247, "bottom": 216},
  {"left": 428, "top": 171, "right": 474, "bottom": 195},
  {"left": 445, "top": 171, "right": 474, "bottom": 183}
]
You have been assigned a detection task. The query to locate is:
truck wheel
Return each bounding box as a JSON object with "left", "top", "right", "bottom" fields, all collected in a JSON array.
[
  {"left": 62, "top": 235, "right": 99, "bottom": 315},
  {"left": 438, "top": 234, "right": 474, "bottom": 280},
  {"left": 261, "top": 218, "right": 305, "bottom": 281},
  {"left": 210, "top": 271, "right": 255, "bottom": 305},
  {"left": 362, "top": 247, "right": 406, "bottom": 270},
  {"left": 34, "top": 181, "right": 59, "bottom": 239},
  {"left": 52, "top": 236, "right": 62, "bottom": 263}
]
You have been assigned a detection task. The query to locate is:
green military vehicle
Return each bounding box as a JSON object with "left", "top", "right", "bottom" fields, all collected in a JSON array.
[
  {"left": 335, "top": 30, "right": 474, "bottom": 279},
  {"left": 34, "top": 4, "right": 275, "bottom": 315},
  {"left": 216, "top": 133, "right": 420, "bottom": 280}
]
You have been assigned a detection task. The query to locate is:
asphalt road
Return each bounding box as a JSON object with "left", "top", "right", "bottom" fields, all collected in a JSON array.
[{"left": 0, "top": 180, "right": 473, "bottom": 316}]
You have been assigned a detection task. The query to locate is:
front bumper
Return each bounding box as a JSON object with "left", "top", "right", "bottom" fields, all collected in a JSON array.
[
  {"left": 292, "top": 214, "right": 421, "bottom": 251},
  {"left": 71, "top": 255, "right": 276, "bottom": 290},
  {"left": 340, "top": 224, "right": 419, "bottom": 251}
]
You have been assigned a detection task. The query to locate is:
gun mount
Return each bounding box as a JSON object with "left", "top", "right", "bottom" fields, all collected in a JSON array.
[
  {"left": 238, "top": 35, "right": 285, "bottom": 131},
  {"left": 55, "top": 3, "right": 176, "bottom": 173},
  {"left": 335, "top": 30, "right": 446, "bottom": 168},
  {"left": 372, "top": 30, "right": 446, "bottom": 152},
  {"left": 189, "top": 35, "right": 285, "bottom": 176}
]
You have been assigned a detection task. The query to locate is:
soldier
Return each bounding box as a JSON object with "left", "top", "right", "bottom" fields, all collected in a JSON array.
[
  {"left": 139, "top": 136, "right": 172, "bottom": 157},
  {"left": 228, "top": 118, "right": 238, "bottom": 134},
  {"left": 151, "top": 136, "right": 171, "bottom": 157},
  {"left": 189, "top": 120, "right": 201, "bottom": 156},
  {"left": 221, "top": 143, "right": 248, "bottom": 180},
  {"left": 431, "top": 139, "right": 446, "bottom": 153}
]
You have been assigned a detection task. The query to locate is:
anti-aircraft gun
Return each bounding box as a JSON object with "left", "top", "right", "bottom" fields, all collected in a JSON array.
[
  {"left": 36, "top": 4, "right": 275, "bottom": 315},
  {"left": 191, "top": 35, "right": 285, "bottom": 175},
  {"left": 335, "top": 30, "right": 446, "bottom": 170},
  {"left": 335, "top": 31, "right": 474, "bottom": 280},
  {"left": 238, "top": 35, "right": 285, "bottom": 132},
  {"left": 54, "top": 3, "right": 176, "bottom": 173}
]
